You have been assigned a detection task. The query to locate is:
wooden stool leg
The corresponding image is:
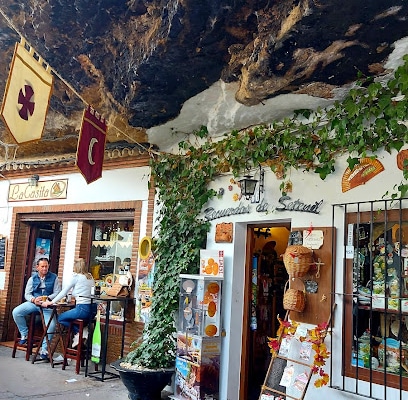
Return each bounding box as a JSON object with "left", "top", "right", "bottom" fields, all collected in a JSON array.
[
  {"left": 63, "top": 319, "right": 85, "bottom": 375},
  {"left": 26, "top": 313, "right": 36, "bottom": 361},
  {"left": 12, "top": 328, "right": 19, "bottom": 359},
  {"left": 12, "top": 313, "right": 41, "bottom": 361}
]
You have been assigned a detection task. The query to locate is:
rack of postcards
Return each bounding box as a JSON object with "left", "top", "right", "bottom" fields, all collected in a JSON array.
[
  {"left": 259, "top": 317, "right": 330, "bottom": 400},
  {"left": 173, "top": 250, "right": 224, "bottom": 400}
]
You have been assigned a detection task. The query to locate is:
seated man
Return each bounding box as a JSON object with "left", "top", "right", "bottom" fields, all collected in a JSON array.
[{"left": 12, "top": 257, "right": 61, "bottom": 361}]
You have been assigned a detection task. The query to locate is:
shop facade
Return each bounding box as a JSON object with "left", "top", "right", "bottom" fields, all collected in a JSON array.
[
  {"left": 201, "top": 148, "right": 408, "bottom": 400},
  {"left": 0, "top": 151, "right": 153, "bottom": 363},
  {"left": 0, "top": 145, "right": 407, "bottom": 400}
]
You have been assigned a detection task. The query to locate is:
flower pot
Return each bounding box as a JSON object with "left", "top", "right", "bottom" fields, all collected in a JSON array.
[{"left": 111, "top": 359, "right": 174, "bottom": 400}]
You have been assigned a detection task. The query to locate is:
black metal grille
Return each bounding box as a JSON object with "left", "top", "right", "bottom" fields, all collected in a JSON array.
[{"left": 331, "top": 198, "right": 408, "bottom": 400}]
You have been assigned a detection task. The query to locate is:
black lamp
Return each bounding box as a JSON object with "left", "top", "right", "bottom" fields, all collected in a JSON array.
[
  {"left": 238, "top": 175, "right": 258, "bottom": 199},
  {"left": 239, "top": 164, "right": 264, "bottom": 202}
]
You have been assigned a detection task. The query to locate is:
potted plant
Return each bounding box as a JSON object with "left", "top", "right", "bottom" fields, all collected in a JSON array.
[{"left": 112, "top": 152, "right": 214, "bottom": 400}]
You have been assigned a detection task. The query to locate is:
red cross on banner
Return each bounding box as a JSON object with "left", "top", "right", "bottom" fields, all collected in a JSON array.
[
  {"left": 1, "top": 38, "right": 53, "bottom": 143},
  {"left": 76, "top": 105, "right": 107, "bottom": 184}
]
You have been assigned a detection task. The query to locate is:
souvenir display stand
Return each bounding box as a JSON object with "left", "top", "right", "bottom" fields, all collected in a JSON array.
[
  {"left": 259, "top": 334, "right": 315, "bottom": 400},
  {"left": 258, "top": 311, "right": 331, "bottom": 400},
  {"left": 173, "top": 272, "right": 223, "bottom": 400}
]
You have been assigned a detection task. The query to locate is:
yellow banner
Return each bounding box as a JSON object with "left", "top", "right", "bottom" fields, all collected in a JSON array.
[{"left": 1, "top": 38, "right": 53, "bottom": 143}]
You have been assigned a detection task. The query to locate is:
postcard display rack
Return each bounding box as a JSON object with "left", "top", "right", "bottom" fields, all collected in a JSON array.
[
  {"left": 174, "top": 250, "right": 224, "bottom": 400},
  {"left": 259, "top": 326, "right": 317, "bottom": 400}
]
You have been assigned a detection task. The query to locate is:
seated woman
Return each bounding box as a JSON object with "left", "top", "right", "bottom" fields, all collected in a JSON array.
[{"left": 42, "top": 258, "right": 96, "bottom": 347}]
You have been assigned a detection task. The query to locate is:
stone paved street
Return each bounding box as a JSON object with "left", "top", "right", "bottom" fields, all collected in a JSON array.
[{"left": 0, "top": 344, "right": 172, "bottom": 399}]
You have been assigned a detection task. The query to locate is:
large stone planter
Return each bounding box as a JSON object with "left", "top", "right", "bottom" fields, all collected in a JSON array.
[{"left": 111, "top": 359, "right": 174, "bottom": 400}]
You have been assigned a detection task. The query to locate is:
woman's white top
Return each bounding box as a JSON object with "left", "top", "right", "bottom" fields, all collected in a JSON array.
[{"left": 51, "top": 273, "right": 95, "bottom": 305}]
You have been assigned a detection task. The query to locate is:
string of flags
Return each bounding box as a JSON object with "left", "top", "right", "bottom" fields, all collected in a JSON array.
[
  {"left": 0, "top": 38, "right": 53, "bottom": 144},
  {"left": 0, "top": 36, "right": 107, "bottom": 184}
]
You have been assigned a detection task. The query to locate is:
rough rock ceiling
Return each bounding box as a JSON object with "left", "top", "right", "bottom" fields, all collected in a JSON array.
[{"left": 0, "top": 0, "right": 407, "bottom": 166}]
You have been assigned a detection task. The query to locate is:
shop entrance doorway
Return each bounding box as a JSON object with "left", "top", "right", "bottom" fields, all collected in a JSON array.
[
  {"left": 245, "top": 223, "right": 291, "bottom": 400},
  {"left": 24, "top": 221, "right": 62, "bottom": 299}
]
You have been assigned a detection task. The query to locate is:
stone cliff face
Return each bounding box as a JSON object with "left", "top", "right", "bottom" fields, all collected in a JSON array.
[{"left": 0, "top": 0, "right": 407, "bottom": 160}]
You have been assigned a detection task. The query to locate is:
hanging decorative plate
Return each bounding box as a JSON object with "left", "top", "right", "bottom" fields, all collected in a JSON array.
[
  {"left": 304, "top": 279, "right": 318, "bottom": 293},
  {"left": 105, "top": 274, "right": 115, "bottom": 286},
  {"left": 397, "top": 149, "right": 408, "bottom": 170},
  {"left": 391, "top": 320, "right": 400, "bottom": 337},
  {"left": 139, "top": 236, "right": 152, "bottom": 259}
]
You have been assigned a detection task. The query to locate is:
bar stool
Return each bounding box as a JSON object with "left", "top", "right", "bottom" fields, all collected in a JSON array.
[
  {"left": 12, "top": 312, "right": 43, "bottom": 361},
  {"left": 62, "top": 319, "right": 88, "bottom": 374}
]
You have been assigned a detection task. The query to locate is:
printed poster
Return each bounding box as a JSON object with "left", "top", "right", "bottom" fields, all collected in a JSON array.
[
  {"left": 135, "top": 250, "right": 155, "bottom": 324},
  {"left": 32, "top": 238, "right": 50, "bottom": 274}
]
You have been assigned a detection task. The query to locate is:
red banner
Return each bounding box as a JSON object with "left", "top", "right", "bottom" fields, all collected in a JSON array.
[
  {"left": 76, "top": 106, "right": 107, "bottom": 184},
  {"left": 1, "top": 38, "right": 53, "bottom": 143}
]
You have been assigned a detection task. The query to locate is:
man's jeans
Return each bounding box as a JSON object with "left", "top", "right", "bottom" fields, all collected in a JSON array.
[{"left": 12, "top": 301, "right": 55, "bottom": 353}]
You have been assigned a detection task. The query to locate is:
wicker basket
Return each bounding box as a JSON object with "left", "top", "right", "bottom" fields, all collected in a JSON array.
[
  {"left": 283, "top": 245, "right": 313, "bottom": 277},
  {"left": 283, "top": 278, "right": 306, "bottom": 313}
]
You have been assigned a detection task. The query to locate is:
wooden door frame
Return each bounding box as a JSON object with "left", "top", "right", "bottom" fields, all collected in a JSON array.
[
  {"left": 240, "top": 222, "right": 292, "bottom": 399},
  {"left": 240, "top": 226, "right": 255, "bottom": 399}
]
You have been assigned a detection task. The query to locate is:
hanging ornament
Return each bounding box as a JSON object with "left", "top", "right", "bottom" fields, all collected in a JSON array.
[{"left": 284, "top": 179, "right": 293, "bottom": 193}]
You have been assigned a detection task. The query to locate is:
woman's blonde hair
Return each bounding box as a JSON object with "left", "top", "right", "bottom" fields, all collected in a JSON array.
[{"left": 73, "top": 258, "right": 93, "bottom": 280}]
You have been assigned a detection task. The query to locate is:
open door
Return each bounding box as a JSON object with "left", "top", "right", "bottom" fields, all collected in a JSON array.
[
  {"left": 242, "top": 224, "right": 291, "bottom": 400},
  {"left": 24, "top": 222, "right": 62, "bottom": 295}
]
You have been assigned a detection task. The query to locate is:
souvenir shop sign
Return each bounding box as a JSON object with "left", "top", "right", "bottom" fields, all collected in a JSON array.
[
  {"left": 8, "top": 179, "right": 68, "bottom": 202},
  {"left": 275, "top": 196, "right": 323, "bottom": 214},
  {"left": 203, "top": 195, "right": 323, "bottom": 222},
  {"left": 203, "top": 202, "right": 250, "bottom": 221}
]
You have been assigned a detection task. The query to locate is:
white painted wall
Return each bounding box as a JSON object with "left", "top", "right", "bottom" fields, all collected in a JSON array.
[
  {"left": 61, "top": 221, "right": 78, "bottom": 286},
  {"left": 0, "top": 166, "right": 150, "bottom": 212}
]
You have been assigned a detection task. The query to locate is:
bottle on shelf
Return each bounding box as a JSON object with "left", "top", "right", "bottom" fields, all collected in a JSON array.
[
  {"left": 94, "top": 224, "right": 102, "bottom": 241},
  {"left": 102, "top": 223, "right": 108, "bottom": 240}
]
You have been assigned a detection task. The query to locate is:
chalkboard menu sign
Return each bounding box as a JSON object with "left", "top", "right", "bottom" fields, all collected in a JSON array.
[{"left": 0, "top": 237, "right": 6, "bottom": 269}]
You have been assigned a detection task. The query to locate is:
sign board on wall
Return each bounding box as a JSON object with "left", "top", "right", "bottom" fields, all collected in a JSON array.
[
  {"left": 0, "top": 236, "right": 6, "bottom": 269},
  {"left": 8, "top": 179, "right": 68, "bottom": 202}
]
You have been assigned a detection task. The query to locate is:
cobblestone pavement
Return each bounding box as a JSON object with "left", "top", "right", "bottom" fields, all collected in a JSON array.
[{"left": 0, "top": 344, "right": 172, "bottom": 399}]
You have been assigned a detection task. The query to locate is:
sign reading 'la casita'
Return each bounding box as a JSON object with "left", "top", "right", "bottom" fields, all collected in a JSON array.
[{"left": 8, "top": 179, "right": 68, "bottom": 202}]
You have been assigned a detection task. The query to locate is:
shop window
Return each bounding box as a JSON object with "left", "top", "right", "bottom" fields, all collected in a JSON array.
[
  {"left": 89, "top": 220, "right": 133, "bottom": 287},
  {"left": 335, "top": 199, "right": 408, "bottom": 397}
]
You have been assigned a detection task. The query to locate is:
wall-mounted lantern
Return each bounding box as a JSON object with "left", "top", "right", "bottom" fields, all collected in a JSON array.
[
  {"left": 28, "top": 174, "right": 39, "bottom": 187},
  {"left": 239, "top": 165, "right": 264, "bottom": 202}
]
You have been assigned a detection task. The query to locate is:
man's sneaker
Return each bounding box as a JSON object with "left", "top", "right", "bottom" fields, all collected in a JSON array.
[
  {"left": 39, "top": 351, "right": 49, "bottom": 361},
  {"left": 18, "top": 337, "right": 27, "bottom": 346},
  {"left": 71, "top": 333, "right": 80, "bottom": 349}
]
